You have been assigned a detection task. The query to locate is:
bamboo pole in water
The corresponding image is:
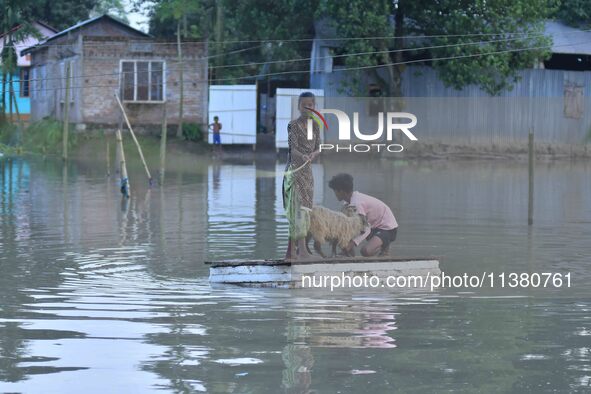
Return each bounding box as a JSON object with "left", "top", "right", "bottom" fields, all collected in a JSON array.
[
  {"left": 106, "top": 137, "right": 111, "bottom": 176},
  {"left": 176, "top": 22, "right": 184, "bottom": 139},
  {"left": 115, "top": 128, "right": 130, "bottom": 198},
  {"left": 114, "top": 93, "right": 153, "bottom": 183},
  {"left": 528, "top": 128, "right": 534, "bottom": 226},
  {"left": 62, "top": 61, "right": 70, "bottom": 161},
  {"left": 160, "top": 102, "right": 167, "bottom": 183}
]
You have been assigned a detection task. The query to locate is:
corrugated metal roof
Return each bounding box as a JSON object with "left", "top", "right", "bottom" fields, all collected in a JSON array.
[
  {"left": 545, "top": 20, "right": 591, "bottom": 55},
  {"left": 23, "top": 14, "right": 150, "bottom": 54}
]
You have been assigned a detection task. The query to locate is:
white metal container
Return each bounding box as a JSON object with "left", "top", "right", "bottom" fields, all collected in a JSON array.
[{"left": 208, "top": 85, "right": 257, "bottom": 145}]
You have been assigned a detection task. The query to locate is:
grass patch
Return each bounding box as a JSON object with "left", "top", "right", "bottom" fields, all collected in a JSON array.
[
  {"left": 23, "top": 119, "right": 78, "bottom": 155},
  {"left": 0, "top": 143, "right": 18, "bottom": 155},
  {"left": 0, "top": 118, "right": 78, "bottom": 156}
]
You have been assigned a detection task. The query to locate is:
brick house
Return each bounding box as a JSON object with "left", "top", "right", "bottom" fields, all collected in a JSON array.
[{"left": 23, "top": 14, "right": 208, "bottom": 133}]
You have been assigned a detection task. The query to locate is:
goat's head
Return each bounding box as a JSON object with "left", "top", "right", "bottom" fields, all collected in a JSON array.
[
  {"left": 343, "top": 205, "right": 367, "bottom": 230},
  {"left": 341, "top": 205, "right": 357, "bottom": 217}
]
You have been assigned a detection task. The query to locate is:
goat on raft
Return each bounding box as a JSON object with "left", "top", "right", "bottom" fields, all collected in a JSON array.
[{"left": 307, "top": 205, "right": 367, "bottom": 258}]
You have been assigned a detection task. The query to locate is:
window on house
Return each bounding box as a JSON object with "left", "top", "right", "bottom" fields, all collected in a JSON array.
[
  {"left": 150, "top": 62, "right": 163, "bottom": 101},
  {"left": 120, "top": 61, "right": 165, "bottom": 102},
  {"left": 20, "top": 68, "right": 30, "bottom": 97},
  {"left": 122, "top": 62, "right": 134, "bottom": 100}
]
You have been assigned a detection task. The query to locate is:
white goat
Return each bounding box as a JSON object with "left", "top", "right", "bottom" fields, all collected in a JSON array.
[{"left": 307, "top": 205, "right": 367, "bottom": 258}]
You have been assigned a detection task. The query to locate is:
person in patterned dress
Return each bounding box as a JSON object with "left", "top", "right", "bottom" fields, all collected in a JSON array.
[{"left": 283, "top": 92, "right": 321, "bottom": 260}]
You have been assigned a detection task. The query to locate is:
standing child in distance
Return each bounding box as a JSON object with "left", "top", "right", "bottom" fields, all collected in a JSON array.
[{"left": 209, "top": 116, "right": 222, "bottom": 152}]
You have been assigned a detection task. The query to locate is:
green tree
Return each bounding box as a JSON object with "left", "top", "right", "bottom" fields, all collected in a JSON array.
[
  {"left": 146, "top": 0, "right": 206, "bottom": 38},
  {"left": 555, "top": 0, "right": 591, "bottom": 28},
  {"left": 221, "top": 0, "right": 317, "bottom": 79},
  {"left": 320, "top": 0, "right": 555, "bottom": 96},
  {"left": 90, "top": 0, "right": 129, "bottom": 23},
  {"left": 1, "top": 0, "right": 41, "bottom": 122},
  {"left": 145, "top": 0, "right": 318, "bottom": 82},
  {"left": 139, "top": 0, "right": 559, "bottom": 95},
  {"left": 23, "top": 0, "right": 97, "bottom": 31},
  {"left": 149, "top": 0, "right": 205, "bottom": 137}
]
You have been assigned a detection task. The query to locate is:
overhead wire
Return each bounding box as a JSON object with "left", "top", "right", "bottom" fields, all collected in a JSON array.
[
  {"left": 6, "top": 27, "right": 583, "bottom": 48},
  {"left": 8, "top": 28, "right": 589, "bottom": 87},
  {"left": 12, "top": 37, "right": 587, "bottom": 96}
]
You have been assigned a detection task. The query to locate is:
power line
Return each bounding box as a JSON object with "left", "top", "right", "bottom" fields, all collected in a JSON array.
[
  {"left": 8, "top": 44, "right": 262, "bottom": 85},
  {"left": 208, "top": 39, "right": 589, "bottom": 83},
  {"left": 6, "top": 26, "right": 585, "bottom": 48},
  {"left": 212, "top": 32, "right": 561, "bottom": 71},
  {"left": 14, "top": 38, "right": 585, "bottom": 96},
  {"left": 17, "top": 39, "right": 582, "bottom": 94},
  {"left": 192, "top": 29, "right": 590, "bottom": 44},
  {"left": 8, "top": 29, "right": 575, "bottom": 86}
]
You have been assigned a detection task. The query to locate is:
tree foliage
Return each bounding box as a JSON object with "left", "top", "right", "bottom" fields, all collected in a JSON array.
[
  {"left": 320, "top": 0, "right": 556, "bottom": 95},
  {"left": 2, "top": 0, "right": 578, "bottom": 98},
  {"left": 2, "top": 0, "right": 115, "bottom": 35},
  {"left": 143, "top": 0, "right": 318, "bottom": 81},
  {"left": 1, "top": 0, "right": 43, "bottom": 119},
  {"left": 144, "top": 0, "right": 560, "bottom": 95},
  {"left": 411, "top": 0, "right": 555, "bottom": 95},
  {"left": 555, "top": 0, "right": 591, "bottom": 28},
  {"left": 21, "top": 0, "right": 97, "bottom": 31},
  {"left": 90, "top": 0, "right": 129, "bottom": 23}
]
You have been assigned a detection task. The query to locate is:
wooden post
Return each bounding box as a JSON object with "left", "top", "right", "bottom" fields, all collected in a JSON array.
[
  {"left": 62, "top": 61, "right": 71, "bottom": 161},
  {"left": 115, "top": 128, "right": 129, "bottom": 198},
  {"left": 176, "top": 22, "right": 184, "bottom": 139},
  {"left": 160, "top": 102, "right": 167, "bottom": 183},
  {"left": 1, "top": 71, "right": 6, "bottom": 119},
  {"left": 62, "top": 162, "right": 69, "bottom": 243},
  {"left": 9, "top": 76, "right": 13, "bottom": 123},
  {"left": 114, "top": 93, "right": 153, "bottom": 183},
  {"left": 106, "top": 137, "right": 111, "bottom": 176},
  {"left": 9, "top": 83, "right": 24, "bottom": 143},
  {"left": 10, "top": 83, "right": 22, "bottom": 125},
  {"left": 215, "top": 0, "right": 224, "bottom": 64},
  {"left": 528, "top": 128, "right": 534, "bottom": 226}
]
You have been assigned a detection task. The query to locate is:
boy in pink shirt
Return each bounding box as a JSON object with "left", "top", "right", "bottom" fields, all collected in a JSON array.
[{"left": 328, "top": 173, "right": 398, "bottom": 257}]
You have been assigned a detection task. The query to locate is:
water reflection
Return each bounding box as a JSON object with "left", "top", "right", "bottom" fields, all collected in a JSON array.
[{"left": 0, "top": 153, "right": 590, "bottom": 393}]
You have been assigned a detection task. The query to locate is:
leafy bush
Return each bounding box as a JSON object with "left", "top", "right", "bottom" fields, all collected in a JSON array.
[
  {"left": 182, "top": 123, "right": 203, "bottom": 142},
  {"left": 0, "top": 119, "right": 18, "bottom": 145}
]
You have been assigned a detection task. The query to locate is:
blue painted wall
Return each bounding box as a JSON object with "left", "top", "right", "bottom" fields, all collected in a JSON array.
[{"left": 2, "top": 69, "right": 31, "bottom": 115}]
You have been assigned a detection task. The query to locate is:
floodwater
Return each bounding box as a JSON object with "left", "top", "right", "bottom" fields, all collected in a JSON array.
[{"left": 0, "top": 148, "right": 590, "bottom": 393}]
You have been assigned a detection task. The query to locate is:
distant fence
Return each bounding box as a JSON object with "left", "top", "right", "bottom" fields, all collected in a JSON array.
[{"left": 314, "top": 66, "right": 591, "bottom": 146}]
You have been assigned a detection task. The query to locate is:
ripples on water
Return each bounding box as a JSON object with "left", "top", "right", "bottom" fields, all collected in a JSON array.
[{"left": 0, "top": 155, "right": 590, "bottom": 393}]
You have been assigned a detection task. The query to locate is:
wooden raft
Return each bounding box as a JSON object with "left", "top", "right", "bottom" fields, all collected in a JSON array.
[{"left": 205, "top": 256, "right": 441, "bottom": 288}]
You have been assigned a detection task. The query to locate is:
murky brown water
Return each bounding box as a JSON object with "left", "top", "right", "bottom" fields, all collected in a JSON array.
[{"left": 0, "top": 149, "right": 590, "bottom": 393}]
